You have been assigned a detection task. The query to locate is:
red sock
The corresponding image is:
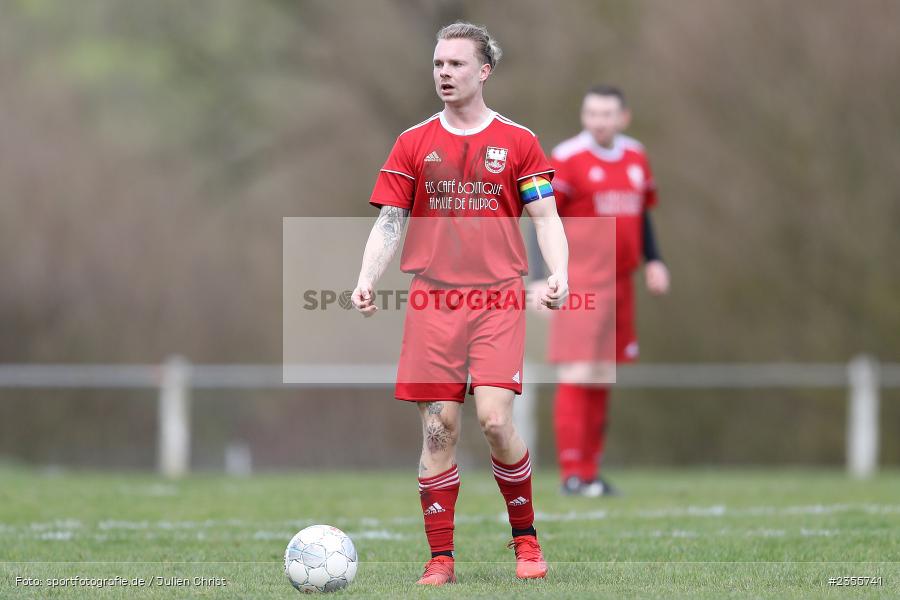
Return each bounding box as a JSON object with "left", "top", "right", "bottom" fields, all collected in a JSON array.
[
  {"left": 418, "top": 465, "right": 460, "bottom": 554},
  {"left": 554, "top": 383, "right": 587, "bottom": 482},
  {"left": 579, "top": 387, "right": 609, "bottom": 481},
  {"left": 491, "top": 450, "right": 534, "bottom": 530}
]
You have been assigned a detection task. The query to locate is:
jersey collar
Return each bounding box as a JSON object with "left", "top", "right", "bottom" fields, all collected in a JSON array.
[
  {"left": 439, "top": 110, "right": 496, "bottom": 136},
  {"left": 581, "top": 131, "right": 625, "bottom": 162}
]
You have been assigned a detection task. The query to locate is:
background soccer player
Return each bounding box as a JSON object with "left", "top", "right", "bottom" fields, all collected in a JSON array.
[
  {"left": 351, "top": 22, "right": 569, "bottom": 585},
  {"left": 538, "top": 84, "right": 670, "bottom": 497}
]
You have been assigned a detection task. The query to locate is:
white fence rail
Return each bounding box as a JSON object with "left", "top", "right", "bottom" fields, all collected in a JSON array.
[{"left": 1, "top": 356, "right": 896, "bottom": 479}]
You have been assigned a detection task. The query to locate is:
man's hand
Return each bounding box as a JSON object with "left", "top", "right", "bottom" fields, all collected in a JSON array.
[
  {"left": 645, "top": 260, "right": 670, "bottom": 296},
  {"left": 351, "top": 281, "right": 378, "bottom": 317},
  {"left": 527, "top": 280, "right": 552, "bottom": 318},
  {"left": 540, "top": 273, "right": 569, "bottom": 309}
]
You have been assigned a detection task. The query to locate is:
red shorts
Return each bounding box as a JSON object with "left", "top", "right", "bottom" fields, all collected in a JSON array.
[
  {"left": 548, "top": 276, "right": 638, "bottom": 364},
  {"left": 395, "top": 276, "right": 525, "bottom": 402}
]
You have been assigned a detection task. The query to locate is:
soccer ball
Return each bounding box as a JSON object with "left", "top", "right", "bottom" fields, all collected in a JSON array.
[{"left": 284, "top": 525, "right": 358, "bottom": 593}]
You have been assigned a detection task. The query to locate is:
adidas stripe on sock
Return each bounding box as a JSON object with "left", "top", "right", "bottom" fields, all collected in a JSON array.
[{"left": 492, "top": 451, "right": 535, "bottom": 530}]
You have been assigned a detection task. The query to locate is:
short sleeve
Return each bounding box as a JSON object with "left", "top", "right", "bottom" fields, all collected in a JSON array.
[
  {"left": 549, "top": 154, "right": 572, "bottom": 209},
  {"left": 370, "top": 136, "right": 415, "bottom": 210},
  {"left": 516, "top": 135, "right": 554, "bottom": 182}
]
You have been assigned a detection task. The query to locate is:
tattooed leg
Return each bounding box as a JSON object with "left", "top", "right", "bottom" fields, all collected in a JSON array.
[{"left": 417, "top": 401, "right": 461, "bottom": 476}]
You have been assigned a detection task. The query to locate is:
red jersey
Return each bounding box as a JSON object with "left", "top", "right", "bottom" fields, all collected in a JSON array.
[
  {"left": 370, "top": 111, "right": 554, "bottom": 285},
  {"left": 552, "top": 132, "right": 657, "bottom": 284}
]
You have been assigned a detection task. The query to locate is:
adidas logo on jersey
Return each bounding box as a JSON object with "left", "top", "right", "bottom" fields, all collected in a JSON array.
[
  {"left": 424, "top": 502, "right": 446, "bottom": 515},
  {"left": 508, "top": 496, "right": 529, "bottom": 506},
  {"left": 424, "top": 151, "right": 441, "bottom": 162},
  {"left": 512, "top": 371, "right": 520, "bottom": 384}
]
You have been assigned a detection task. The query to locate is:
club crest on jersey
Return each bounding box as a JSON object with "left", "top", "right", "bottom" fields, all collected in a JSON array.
[
  {"left": 485, "top": 146, "right": 508, "bottom": 174},
  {"left": 627, "top": 164, "right": 645, "bottom": 188}
]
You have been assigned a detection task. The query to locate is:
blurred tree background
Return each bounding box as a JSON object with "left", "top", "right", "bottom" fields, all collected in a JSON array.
[{"left": 1, "top": 0, "right": 898, "bottom": 469}]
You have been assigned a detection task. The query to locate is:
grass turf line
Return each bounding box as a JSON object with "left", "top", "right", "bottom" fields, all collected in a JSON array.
[{"left": 1, "top": 467, "right": 898, "bottom": 598}]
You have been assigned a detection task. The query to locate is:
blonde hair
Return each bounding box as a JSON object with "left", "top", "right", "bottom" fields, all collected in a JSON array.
[{"left": 436, "top": 21, "right": 503, "bottom": 70}]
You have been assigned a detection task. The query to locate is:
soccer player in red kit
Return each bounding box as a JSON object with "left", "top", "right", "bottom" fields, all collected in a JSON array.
[
  {"left": 351, "top": 22, "right": 569, "bottom": 585},
  {"left": 544, "top": 85, "right": 670, "bottom": 497}
]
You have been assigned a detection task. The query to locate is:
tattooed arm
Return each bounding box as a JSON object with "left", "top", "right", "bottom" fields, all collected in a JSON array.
[{"left": 352, "top": 205, "right": 410, "bottom": 317}]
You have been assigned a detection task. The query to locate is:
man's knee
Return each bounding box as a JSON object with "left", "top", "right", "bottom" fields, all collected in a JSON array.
[
  {"left": 558, "top": 362, "right": 614, "bottom": 385},
  {"left": 420, "top": 403, "right": 459, "bottom": 453},
  {"left": 424, "top": 418, "right": 458, "bottom": 453},
  {"left": 479, "top": 411, "right": 512, "bottom": 441}
]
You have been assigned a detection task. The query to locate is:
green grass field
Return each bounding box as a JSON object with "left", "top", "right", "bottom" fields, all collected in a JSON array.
[{"left": 1, "top": 466, "right": 898, "bottom": 598}]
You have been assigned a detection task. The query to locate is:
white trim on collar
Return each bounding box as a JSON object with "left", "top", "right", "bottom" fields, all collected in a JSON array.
[
  {"left": 439, "top": 110, "right": 497, "bottom": 136},
  {"left": 581, "top": 131, "right": 626, "bottom": 162}
]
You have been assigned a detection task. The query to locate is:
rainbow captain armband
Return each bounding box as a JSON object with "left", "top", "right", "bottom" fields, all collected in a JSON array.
[{"left": 518, "top": 175, "right": 554, "bottom": 203}]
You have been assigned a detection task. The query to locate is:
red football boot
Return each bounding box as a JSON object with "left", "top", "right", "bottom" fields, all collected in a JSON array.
[
  {"left": 416, "top": 555, "right": 457, "bottom": 585},
  {"left": 507, "top": 535, "right": 548, "bottom": 579}
]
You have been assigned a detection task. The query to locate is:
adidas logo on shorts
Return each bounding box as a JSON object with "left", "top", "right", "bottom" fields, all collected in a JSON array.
[
  {"left": 512, "top": 371, "right": 520, "bottom": 384},
  {"left": 424, "top": 151, "right": 441, "bottom": 162},
  {"left": 508, "top": 496, "right": 529, "bottom": 506},
  {"left": 424, "top": 502, "right": 446, "bottom": 515}
]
